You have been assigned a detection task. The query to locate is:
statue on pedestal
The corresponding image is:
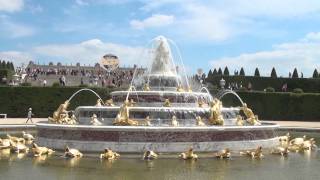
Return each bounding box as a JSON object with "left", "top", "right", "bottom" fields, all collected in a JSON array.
[
  {"left": 113, "top": 100, "right": 138, "bottom": 126},
  {"left": 241, "top": 103, "right": 260, "bottom": 125},
  {"left": 208, "top": 98, "right": 224, "bottom": 125}
]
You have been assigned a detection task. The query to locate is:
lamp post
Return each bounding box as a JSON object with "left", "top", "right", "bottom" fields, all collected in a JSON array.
[{"left": 220, "top": 78, "right": 226, "bottom": 89}]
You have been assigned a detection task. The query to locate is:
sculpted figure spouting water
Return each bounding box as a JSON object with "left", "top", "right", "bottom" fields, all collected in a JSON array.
[
  {"left": 48, "top": 100, "right": 76, "bottom": 125},
  {"left": 113, "top": 100, "right": 138, "bottom": 126},
  {"left": 208, "top": 98, "right": 224, "bottom": 126},
  {"left": 241, "top": 103, "right": 260, "bottom": 125}
]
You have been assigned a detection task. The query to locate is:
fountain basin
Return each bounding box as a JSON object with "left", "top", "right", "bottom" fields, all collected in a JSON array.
[{"left": 36, "top": 123, "right": 279, "bottom": 153}]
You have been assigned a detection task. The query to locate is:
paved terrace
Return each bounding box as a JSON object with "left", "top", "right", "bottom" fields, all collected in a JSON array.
[{"left": 0, "top": 118, "right": 319, "bottom": 128}]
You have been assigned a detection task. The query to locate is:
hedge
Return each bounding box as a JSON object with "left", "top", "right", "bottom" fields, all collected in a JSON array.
[
  {"left": 219, "top": 91, "right": 320, "bottom": 121},
  {"left": 0, "top": 86, "right": 115, "bottom": 118},
  {"left": 206, "top": 75, "right": 320, "bottom": 93},
  {"left": 0, "top": 87, "right": 319, "bottom": 121}
]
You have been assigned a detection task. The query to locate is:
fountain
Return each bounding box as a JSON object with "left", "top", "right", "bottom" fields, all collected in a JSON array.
[{"left": 36, "top": 36, "right": 279, "bottom": 152}]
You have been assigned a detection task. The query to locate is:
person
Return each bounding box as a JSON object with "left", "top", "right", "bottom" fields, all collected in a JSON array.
[
  {"left": 43, "top": 79, "right": 47, "bottom": 87},
  {"left": 26, "top": 108, "right": 34, "bottom": 123}
]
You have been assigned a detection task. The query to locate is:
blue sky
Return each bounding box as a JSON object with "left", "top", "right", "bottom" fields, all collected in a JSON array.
[{"left": 0, "top": 0, "right": 320, "bottom": 76}]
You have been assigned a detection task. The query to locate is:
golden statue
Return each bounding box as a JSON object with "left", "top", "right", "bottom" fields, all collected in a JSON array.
[
  {"left": 163, "top": 99, "right": 171, "bottom": 107},
  {"left": 302, "top": 138, "right": 317, "bottom": 150},
  {"left": 143, "top": 83, "right": 150, "bottom": 91},
  {"left": 208, "top": 99, "right": 224, "bottom": 126},
  {"left": 241, "top": 103, "right": 260, "bottom": 125},
  {"left": 215, "top": 148, "right": 231, "bottom": 159},
  {"left": 113, "top": 100, "right": 138, "bottom": 126},
  {"left": 105, "top": 99, "right": 115, "bottom": 106},
  {"left": 179, "top": 147, "right": 198, "bottom": 160},
  {"left": 129, "top": 99, "right": 136, "bottom": 107},
  {"left": 177, "top": 84, "right": 184, "bottom": 92},
  {"left": 198, "top": 99, "right": 204, "bottom": 108},
  {"left": 9, "top": 140, "right": 29, "bottom": 153},
  {"left": 0, "top": 138, "right": 11, "bottom": 149},
  {"left": 279, "top": 133, "right": 290, "bottom": 147},
  {"left": 141, "top": 116, "right": 151, "bottom": 126},
  {"left": 288, "top": 135, "right": 307, "bottom": 152},
  {"left": 22, "top": 131, "right": 35, "bottom": 141},
  {"left": 64, "top": 146, "right": 83, "bottom": 158},
  {"left": 100, "top": 148, "right": 120, "bottom": 160},
  {"left": 171, "top": 115, "right": 179, "bottom": 127},
  {"left": 96, "top": 99, "right": 103, "bottom": 107},
  {"left": 271, "top": 147, "right": 289, "bottom": 156},
  {"left": 31, "top": 143, "right": 54, "bottom": 157},
  {"left": 236, "top": 115, "right": 244, "bottom": 126},
  {"left": 90, "top": 114, "right": 102, "bottom": 126},
  {"left": 240, "top": 146, "right": 264, "bottom": 159},
  {"left": 143, "top": 150, "right": 158, "bottom": 160},
  {"left": 48, "top": 100, "right": 70, "bottom": 124},
  {"left": 196, "top": 116, "right": 205, "bottom": 126}
]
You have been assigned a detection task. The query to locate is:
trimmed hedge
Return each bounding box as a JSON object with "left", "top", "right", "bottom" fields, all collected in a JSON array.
[
  {"left": 220, "top": 91, "right": 320, "bottom": 121},
  {"left": 206, "top": 75, "right": 320, "bottom": 93},
  {"left": 0, "top": 87, "right": 116, "bottom": 118},
  {"left": 0, "top": 87, "right": 319, "bottom": 120}
]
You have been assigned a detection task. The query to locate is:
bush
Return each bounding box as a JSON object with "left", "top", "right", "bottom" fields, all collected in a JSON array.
[
  {"left": 79, "top": 84, "right": 89, "bottom": 88},
  {"left": 52, "top": 82, "right": 60, "bottom": 87},
  {"left": 20, "top": 82, "right": 31, "bottom": 86},
  {"left": 265, "top": 87, "right": 275, "bottom": 92},
  {"left": 293, "top": 88, "right": 304, "bottom": 93}
]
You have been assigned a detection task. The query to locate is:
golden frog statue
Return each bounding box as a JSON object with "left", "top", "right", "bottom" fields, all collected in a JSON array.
[
  {"left": 179, "top": 147, "right": 198, "bottom": 160},
  {"left": 100, "top": 148, "right": 120, "bottom": 160},
  {"left": 163, "top": 99, "right": 172, "bottom": 107},
  {"left": 241, "top": 103, "right": 260, "bottom": 125},
  {"left": 196, "top": 116, "right": 206, "bottom": 126},
  {"left": 96, "top": 99, "right": 103, "bottom": 107},
  {"left": 177, "top": 84, "right": 184, "bottom": 92},
  {"left": 143, "top": 150, "right": 158, "bottom": 160},
  {"left": 236, "top": 115, "right": 244, "bottom": 126},
  {"left": 48, "top": 100, "right": 70, "bottom": 124},
  {"left": 208, "top": 98, "right": 224, "bottom": 126},
  {"left": 240, "top": 146, "right": 264, "bottom": 159},
  {"left": 215, "top": 148, "right": 231, "bottom": 159},
  {"left": 90, "top": 114, "right": 102, "bottom": 126},
  {"left": 113, "top": 100, "right": 138, "bottom": 126},
  {"left": 105, "top": 99, "right": 115, "bottom": 106},
  {"left": 143, "top": 83, "right": 150, "bottom": 91}
]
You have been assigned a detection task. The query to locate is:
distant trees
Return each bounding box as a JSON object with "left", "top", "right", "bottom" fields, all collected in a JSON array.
[
  {"left": 0, "top": 60, "right": 14, "bottom": 71},
  {"left": 254, "top": 68, "right": 260, "bottom": 77},
  {"left": 223, "top": 67, "right": 229, "bottom": 76},
  {"left": 271, "top": 67, "right": 277, "bottom": 78},
  {"left": 292, "top": 68, "right": 299, "bottom": 78},
  {"left": 217, "top": 68, "right": 223, "bottom": 75},
  {"left": 208, "top": 69, "right": 213, "bottom": 78},
  {"left": 312, "top": 69, "right": 319, "bottom": 78},
  {"left": 239, "top": 67, "right": 245, "bottom": 76},
  {"left": 212, "top": 68, "right": 217, "bottom": 76}
]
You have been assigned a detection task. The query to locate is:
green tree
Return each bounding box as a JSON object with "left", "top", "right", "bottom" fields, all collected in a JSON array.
[
  {"left": 6, "top": 61, "right": 10, "bottom": 69},
  {"left": 254, "top": 68, "right": 260, "bottom": 77},
  {"left": 292, "top": 68, "right": 299, "bottom": 78},
  {"left": 212, "top": 68, "right": 218, "bottom": 76},
  {"left": 271, "top": 67, "right": 277, "bottom": 78},
  {"left": 207, "top": 69, "right": 213, "bottom": 78},
  {"left": 312, "top": 69, "right": 319, "bottom": 78},
  {"left": 239, "top": 67, "right": 245, "bottom": 76},
  {"left": 223, "top": 66, "right": 229, "bottom": 76},
  {"left": 217, "top": 68, "right": 223, "bottom": 75},
  {"left": 1, "top": 61, "right": 6, "bottom": 69}
]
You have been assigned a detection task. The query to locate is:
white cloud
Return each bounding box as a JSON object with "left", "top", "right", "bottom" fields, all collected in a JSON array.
[
  {"left": 0, "top": 51, "right": 33, "bottom": 67},
  {"left": 32, "top": 39, "right": 147, "bottom": 66},
  {"left": 0, "top": 15, "right": 35, "bottom": 38},
  {"left": 130, "top": 14, "right": 174, "bottom": 29},
  {"left": 0, "top": 0, "right": 24, "bottom": 12},
  {"left": 210, "top": 32, "right": 320, "bottom": 77}
]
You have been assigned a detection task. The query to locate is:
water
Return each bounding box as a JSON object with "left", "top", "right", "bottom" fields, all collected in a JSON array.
[{"left": 1, "top": 132, "right": 320, "bottom": 180}]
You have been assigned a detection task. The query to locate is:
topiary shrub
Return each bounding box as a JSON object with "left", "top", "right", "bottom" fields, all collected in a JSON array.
[
  {"left": 52, "top": 82, "right": 60, "bottom": 87},
  {"left": 265, "top": 87, "right": 275, "bottom": 92},
  {"left": 79, "top": 84, "right": 89, "bottom": 88},
  {"left": 293, "top": 88, "right": 303, "bottom": 93}
]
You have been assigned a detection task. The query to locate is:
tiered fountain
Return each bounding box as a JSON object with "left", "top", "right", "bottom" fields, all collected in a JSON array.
[{"left": 36, "top": 36, "right": 279, "bottom": 152}]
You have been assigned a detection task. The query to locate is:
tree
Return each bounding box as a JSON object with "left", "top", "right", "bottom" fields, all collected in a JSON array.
[
  {"left": 1, "top": 61, "right": 6, "bottom": 69},
  {"left": 212, "top": 68, "right": 217, "bottom": 76},
  {"left": 223, "top": 66, "right": 229, "bottom": 76},
  {"left": 239, "top": 67, "right": 245, "bottom": 76},
  {"left": 254, "top": 68, "right": 260, "bottom": 77},
  {"left": 312, "top": 69, "right": 319, "bottom": 78},
  {"left": 217, "top": 68, "right": 223, "bottom": 75},
  {"left": 292, "top": 68, "right": 299, "bottom": 78},
  {"left": 207, "top": 69, "right": 213, "bottom": 78},
  {"left": 271, "top": 67, "right": 277, "bottom": 78}
]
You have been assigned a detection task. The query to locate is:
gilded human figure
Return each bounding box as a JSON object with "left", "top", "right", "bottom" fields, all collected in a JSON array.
[
  {"left": 113, "top": 100, "right": 138, "bottom": 126},
  {"left": 48, "top": 100, "right": 70, "bottom": 124},
  {"left": 163, "top": 99, "right": 172, "bottom": 107},
  {"left": 241, "top": 103, "right": 260, "bottom": 125},
  {"left": 105, "top": 99, "right": 115, "bottom": 106},
  {"left": 208, "top": 98, "right": 224, "bottom": 125}
]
